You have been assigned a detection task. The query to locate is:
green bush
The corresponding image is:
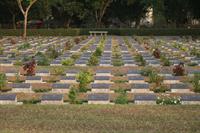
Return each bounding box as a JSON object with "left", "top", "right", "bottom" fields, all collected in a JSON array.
[
  {"left": 22, "top": 56, "right": 32, "bottom": 62},
  {"left": 33, "top": 88, "right": 51, "bottom": 93},
  {"left": 140, "top": 67, "right": 154, "bottom": 76},
  {"left": 1, "top": 28, "right": 200, "bottom": 36},
  {"left": 0, "top": 47, "right": 3, "bottom": 55},
  {"left": 14, "top": 60, "right": 23, "bottom": 66},
  {"left": 22, "top": 99, "right": 41, "bottom": 104},
  {"left": 14, "top": 73, "right": 23, "bottom": 83},
  {"left": 71, "top": 53, "right": 81, "bottom": 60},
  {"left": 94, "top": 47, "right": 102, "bottom": 57},
  {"left": 62, "top": 59, "right": 74, "bottom": 66},
  {"left": 88, "top": 55, "right": 99, "bottom": 66},
  {"left": 190, "top": 73, "right": 200, "bottom": 93},
  {"left": 187, "top": 62, "right": 198, "bottom": 66},
  {"left": 77, "top": 71, "right": 92, "bottom": 92},
  {"left": 148, "top": 72, "right": 163, "bottom": 84},
  {"left": 68, "top": 87, "right": 78, "bottom": 104},
  {"left": 17, "top": 43, "right": 31, "bottom": 50},
  {"left": 46, "top": 46, "right": 61, "bottom": 59},
  {"left": 52, "top": 67, "right": 65, "bottom": 75},
  {"left": 190, "top": 47, "right": 200, "bottom": 57},
  {"left": 115, "top": 88, "right": 128, "bottom": 104},
  {"left": 135, "top": 55, "right": 146, "bottom": 66},
  {"left": 112, "top": 60, "right": 124, "bottom": 66},
  {"left": 35, "top": 52, "right": 50, "bottom": 66},
  {"left": 153, "top": 85, "right": 169, "bottom": 93},
  {"left": 0, "top": 73, "right": 6, "bottom": 91},
  {"left": 160, "top": 55, "right": 171, "bottom": 66}
]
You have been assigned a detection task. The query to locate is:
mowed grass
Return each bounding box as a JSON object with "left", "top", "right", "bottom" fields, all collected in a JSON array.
[{"left": 0, "top": 105, "right": 200, "bottom": 133}]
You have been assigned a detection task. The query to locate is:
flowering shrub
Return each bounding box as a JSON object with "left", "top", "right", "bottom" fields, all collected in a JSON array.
[
  {"left": 10, "top": 38, "right": 17, "bottom": 44},
  {"left": 74, "top": 37, "right": 81, "bottom": 44},
  {"left": 156, "top": 96, "right": 181, "bottom": 105},
  {"left": 23, "top": 57, "right": 36, "bottom": 76},
  {"left": 173, "top": 63, "right": 185, "bottom": 76},
  {"left": 153, "top": 48, "right": 161, "bottom": 58},
  {"left": 64, "top": 41, "right": 73, "bottom": 51}
]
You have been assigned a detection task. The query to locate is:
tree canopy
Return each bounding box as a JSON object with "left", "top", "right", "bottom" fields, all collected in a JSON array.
[{"left": 0, "top": 0, "right": 200, "bottom": 28}]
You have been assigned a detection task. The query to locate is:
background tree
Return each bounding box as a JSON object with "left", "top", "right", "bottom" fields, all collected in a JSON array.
[
  {"left": 16, "top": 0, "right": 38, "bottom": 38},
  {"left": 51, "top": 0, "right": 86, "bottom": 28},
  {"left": 0, "top": 0, "right": 19, "bottom": 29},
  {"left": 152, "top": 0, "right": 166, "bottom": 28},
  {"left": 85, "top": 0, "right": 113, "bottom": 28},
  {"left": 0, "top": 0, "right": 199, "bottom": 28},
  {"left": 106, "top": 0, "right": 150, "bottom": 28}
]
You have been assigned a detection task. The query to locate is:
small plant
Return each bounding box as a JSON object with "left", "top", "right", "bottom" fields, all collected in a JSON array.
[
  {"left": 77, "top": 71, "right": 92, "bottom": 92},
  {"left": 46, "top": 46, "right": 61, "bottom": 59},
  {"left": 88, "top": 55, "right": 99, "bottom": 66},
  {"left": 115, "top": 88, "right": 128, "bottom": 104},
  {"left": 64, "top": 41, "right": 73, "bottom": 51},
  {"left": 68, "top": 86, "right": 78, "bottom": 104},
  {"left": 148, "top": 71, "right": 163, "bottom": 85},
  {"left": 0, "top": 46, "right": 3, "bottom": 55},
  {"left": 153, "top": 48, "right": 161, "bottom": 58},
  {"left": 113, "top": 59, "right": 124, "bottom": 66},
  {"left": 22, "top": 99, "right": 41, "bottom": 104},
  {"left": 0, "top": 73, "right": 6, "bottom": 91},
  {"left": 23, "top": 57, "right": 36, "bottom": 76},
  {"left": 160, "top": 55, "right": 171, "bottom": 66},
  {"left": 33, "top": 88, "right": 51, "bottom": 93},
  {"left": 135, "top": 54, "right": 146, "bottom": 66},
  {"left": 187, "top": 62, "right": 198, "bottom": 66},
  {"left": 94, "top": 47, "right": 102, "bottom": 57},
  {"left": 17, "top": 43, "right": 31, "bottom": 50},
  {"left": 114, "top": 80, "right": 128, "bottom": 83},
  {"left": 190, "top": 73, "right": 200, "bottom": 93},
  {"left": 10, "top": 38, "right": 17, "bottom": 44},
  {"left": 71, "top": 53, "right": 81, "bottom": 60},
  {"left": 22, "top": 56, "right": 32, "bottom": 62},
  {"left": 153, "top": 85, "right": 169, "bottom": 93},
  {"left": 47, "top": 76, "right": 58, "bottom": 83},
  {"left": 156, "top": 96, "right": 181, "bottom": 105},
  {"left": 52, "top": 67, "right": 65, "bottom": 75},
  {"left": 140, "top": 67, "right": 154, "bottom": 76},
  {"left": 62, "top": 59, "right": 74, "bottom": 66},
  {"left": 14, "top": 73, "right": 23, "bottom": 83},
  {"left": 74, "top": 37, "right": 81, "bottom": 44},
  {"left": 173, "top": 63, "right": 185, "bottom": 76},
  {"left": 35, "top": 52, "right": 49, "bottom": 66},
  {"left": 14, "top": 60, "right": 23, "bottom": 66},
  {"left": 190, "top": 47, "right": 200, "bottom": 57}
]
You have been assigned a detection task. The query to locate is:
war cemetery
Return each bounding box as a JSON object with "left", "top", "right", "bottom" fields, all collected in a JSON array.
[{"left": 0, "top": 0, "right": 200, "bottom": 133}]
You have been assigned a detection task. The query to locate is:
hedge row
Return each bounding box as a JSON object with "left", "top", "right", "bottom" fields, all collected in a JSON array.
[{"left": 0, "top": 28, "right": 200, "bottom": 36}]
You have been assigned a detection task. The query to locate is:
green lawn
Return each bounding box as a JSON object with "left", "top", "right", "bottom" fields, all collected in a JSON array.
[{"left": 0, "top": 105, "right": 200, "bottom": 133}]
